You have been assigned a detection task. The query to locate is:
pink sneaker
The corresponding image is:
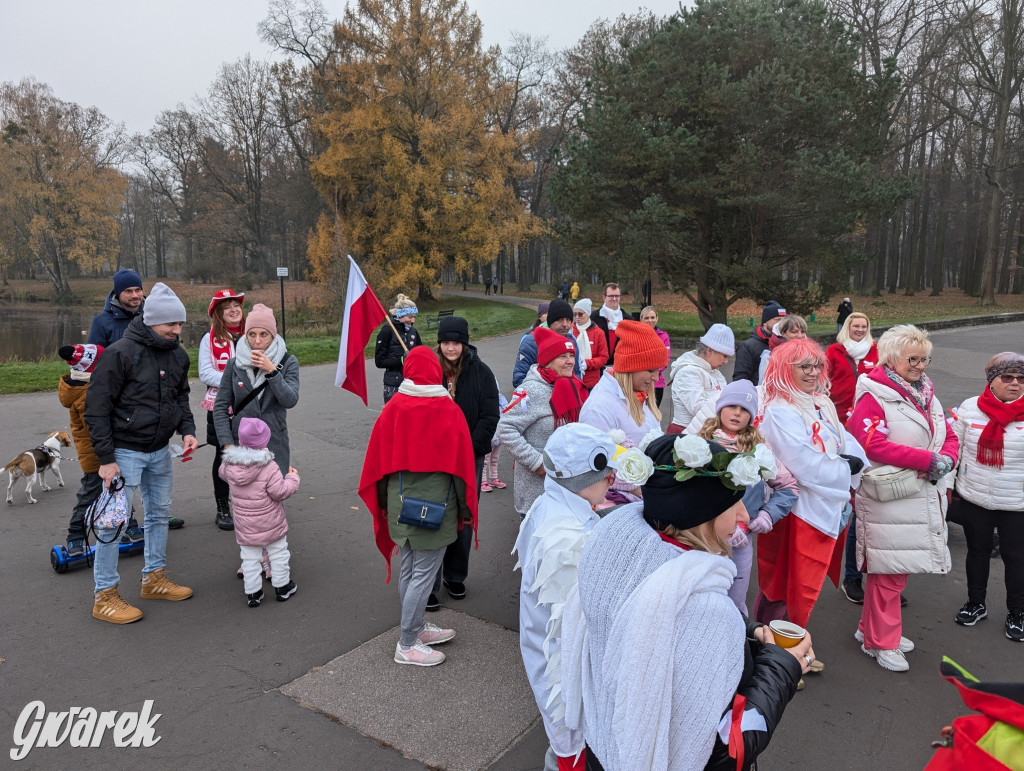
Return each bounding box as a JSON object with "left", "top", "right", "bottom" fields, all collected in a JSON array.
[
  {"left": 481, "top": 481, "right": 492, "bottom": 493},
  {"left": 394, "top": 641, "right": 445, "bottom": 667},
  {"left": 417, "top": 622, "right": 456, "bottom": 645},
  {"left": 490, "top": 478, "right": 507, "bottom": 489}
]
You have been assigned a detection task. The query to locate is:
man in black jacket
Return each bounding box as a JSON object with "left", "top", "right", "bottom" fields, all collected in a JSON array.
[
  {"left": 733, "top": 301, "right": 785, "bottom": 385},
  {"left": 85, "top": 283, "right": 198, "bottom": 624},
  {"left": 431, "top": 316, "right": 499, "bottom": 606}
]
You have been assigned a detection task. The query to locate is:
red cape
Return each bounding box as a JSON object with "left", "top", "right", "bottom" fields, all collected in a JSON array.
[{"left": 357, "top": 347, "right": 480, "bottom": 581}]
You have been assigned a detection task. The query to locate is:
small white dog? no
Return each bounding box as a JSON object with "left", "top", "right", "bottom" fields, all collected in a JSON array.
[{"left": 4, "top": 431, "right": 72, "bottom": 504}]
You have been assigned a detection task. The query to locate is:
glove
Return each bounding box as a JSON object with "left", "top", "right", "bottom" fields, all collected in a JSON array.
[
  {"left": 747, "top": 509, "right": 774, "bottom": 534},
  {"left": 728, "top": 528, "right": 749, "bottom": 549},
  {"left": 839, "top": 454, "right": 864, "bottom": 475},
  {"left": 928, "top": 452, "right": 953, "bottom": 482}
]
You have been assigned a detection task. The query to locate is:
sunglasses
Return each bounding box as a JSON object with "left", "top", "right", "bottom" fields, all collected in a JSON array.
[{"left": 998, "top": 374, "right": 1024, "bottom": 384}]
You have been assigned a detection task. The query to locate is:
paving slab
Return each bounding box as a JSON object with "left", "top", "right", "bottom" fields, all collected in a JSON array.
[{"left": 281, "top": 608, "right": 538, "bottom": 771}]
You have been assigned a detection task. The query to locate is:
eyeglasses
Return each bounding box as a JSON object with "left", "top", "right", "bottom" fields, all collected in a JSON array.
[
  {"left": 903, "top": 356, "right": 932, "bottom": 367},
  {"left": 795, "top": 362, "right": 824, "bottom": 374},
  {"left": 999, "top": 374, "right": 1024, "bottom": 384},
  {"left": 605, "top": 294, "right": 620, "bottom": 299}
]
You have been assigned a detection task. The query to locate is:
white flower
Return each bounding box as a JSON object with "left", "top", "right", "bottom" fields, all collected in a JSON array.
[
  {"left": 638, "top": 428, "right": 664, "bottom": 452},
  {"left": 616, "top": 447, "right": 655, "bottom": 486},
  {"left": 607, "top": 428, "right": 628, "bottom": 446},
  {"left": 674, "top": 434, "right": 713, "bottom": 468},
  {"left": 752, "top": 444, "right": 778, "bottom": 480},
  {"left": 727, "top": 455, "right": 763, "bottom": 487}
]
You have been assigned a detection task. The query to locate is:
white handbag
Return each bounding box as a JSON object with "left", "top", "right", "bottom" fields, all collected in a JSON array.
[{"left": 859, "top": 464, "right": 925, "bottom": 502}]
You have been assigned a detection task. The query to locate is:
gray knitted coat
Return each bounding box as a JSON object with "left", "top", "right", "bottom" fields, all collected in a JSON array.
[{"left": 496, "top": 365, "right": 556, "bottom": 515}]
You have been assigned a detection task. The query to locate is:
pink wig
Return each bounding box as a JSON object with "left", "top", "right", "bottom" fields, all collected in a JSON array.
[{"left": 762, "top": 338, "right": 831, "bottom": 404}]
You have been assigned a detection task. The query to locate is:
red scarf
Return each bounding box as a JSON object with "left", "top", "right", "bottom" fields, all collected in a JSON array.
[
  {"left": 358, "top": 348, "right": 480, "bottom": 581},
  {"left": 976, "top": 385, "right": 1024, "bottom": 468},
  {"left": 209, "top": 324, "right": 243, "bottom": 372},
  {"left": 536, "top": 366, "right": 587, "bottom": 426}
]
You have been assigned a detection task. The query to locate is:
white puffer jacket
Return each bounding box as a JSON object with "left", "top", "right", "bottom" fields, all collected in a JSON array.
[
  {"left": 953, "top": 395, "right": 1024, "bottom": 511},
  {"left": 853, "top": 374, "right": 952, "bottom": 575},
  {"left": 668, "top": 351, "right": 726, "bottom": 429}
]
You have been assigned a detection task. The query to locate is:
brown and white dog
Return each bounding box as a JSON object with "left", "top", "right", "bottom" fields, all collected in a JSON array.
[{"left": 5, "top": 431, "right": 72, "bottom": 504}]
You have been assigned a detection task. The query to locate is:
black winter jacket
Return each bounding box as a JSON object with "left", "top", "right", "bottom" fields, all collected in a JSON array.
[
  {"left": 732, "top": 327, "right": 771, "bottom": 385},
  {"left": 88, "top": 291, "right": 143, "bottom": 346},
  {"left": 704, "top": 619, "right": 802, "bottom": 771},
  {"left": 446, "top": 345, "right": 500, "bottom": 457},
  {"left": 85, "top": 317, "right": 196, "bottom": 464},
  {"left": 375, "top": 320, "right": 422, "bottom": 387}
]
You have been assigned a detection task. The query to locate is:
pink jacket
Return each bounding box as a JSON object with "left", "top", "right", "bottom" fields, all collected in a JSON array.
[
  {"left": 848, "top": 367, "right": 959, "bottom": 472},
  {"left": 218, "top": 446, "right": 300, "bottom": 547},
  {"left": 654, "top": 328, "right": 671, "bottom": 389}
]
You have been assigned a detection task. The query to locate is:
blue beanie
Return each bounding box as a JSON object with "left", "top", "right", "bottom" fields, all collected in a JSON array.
[{"left": 113, "top": 269, "right": 143, "bottom": 297}]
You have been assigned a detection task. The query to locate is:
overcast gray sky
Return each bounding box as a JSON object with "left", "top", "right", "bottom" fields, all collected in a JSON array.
[{"left": 0, "top": 0, "right": 684, "bottom": 135}]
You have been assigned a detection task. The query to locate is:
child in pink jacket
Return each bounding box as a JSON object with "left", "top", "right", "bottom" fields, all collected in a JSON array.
[{"left": 219, "top": 417, "right": 300, "bottom": 607}]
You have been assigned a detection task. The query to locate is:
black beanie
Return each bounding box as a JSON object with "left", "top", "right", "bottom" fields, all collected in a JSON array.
[
  {"left": 437, "top": 316, "right": 469, "bottom": 345},
  {"left": 547, "top": 298, "right": 573, "bottom": 325},
  {"left": 641, "top": 435, "right": 744, "bottom": 531},
  {"left": 761, "top": 301, "right": 785, "bottom": 325}
]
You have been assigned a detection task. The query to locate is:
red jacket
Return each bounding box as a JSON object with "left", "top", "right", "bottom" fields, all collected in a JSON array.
[
  {"left": 826, "top": 341, "right": 879, "bottom": 421},
  {"left": 574, "top": 323, "right": 609, "bottom": 390}
]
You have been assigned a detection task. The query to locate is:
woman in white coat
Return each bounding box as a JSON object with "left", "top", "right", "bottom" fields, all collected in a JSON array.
[
  {"left": 754, "top": 338, "right": 867, "bottom": 672},
  {"left": 666, "top": 323, "right": 734, "bottom": 433},
  {"left": 951, "top": 352, "right": 1024, "bottom": 643},
  {"left": 579, "top": 320, "right": 668, "bottom": 447},
  {"left": 848, "top": 325, "right": 959, "bottom": 672}
]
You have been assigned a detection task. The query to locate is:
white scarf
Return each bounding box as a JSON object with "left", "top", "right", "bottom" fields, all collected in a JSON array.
[
  {"left": 574, "top": 322, "right": 593, "bottom": 361},
  {"left": 234, "top": 334, "right": 288, "bottom": 390},
  {"left": 398, "top": 380, "right": 451, "bottom": 398},
  {"left": 600, "top": 305, "right": 623, "bottom": 330},
  {"left": 843, "top": 337, "right": 871, "bottom": 364}
]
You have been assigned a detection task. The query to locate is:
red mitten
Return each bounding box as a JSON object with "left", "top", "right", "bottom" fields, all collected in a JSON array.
[{"left": 557, "top": 750, "right": 587, "bottom": 771}]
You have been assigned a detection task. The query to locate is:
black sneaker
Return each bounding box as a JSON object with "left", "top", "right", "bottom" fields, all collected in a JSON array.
[
  {"left": 955, "top": 601, "right": 988, "bottom": 626},
  {"left": 66, "top": 538, "right": 85, "bottom": 557},
  {"left": 900, "top": 594, "right": 908, "bottom": 608},
  {"left": 1006, "top": 612, "right": 1024, "bottom": 642},
  {"left": 247, "top": 589, "right": 264, "bottom": 608},
  {"left": 425, "top": 592, "right": 440, "bottom": 612},
  {"left": 124, "top": 525, "right": 144, "bottom": 544},
  {"left": 841, "top": 580, "right": 864, "bottom": 604},
  {"left": 275, "top": 580, "right": 298, "bottom": 602},
  {"left": 168, "top": 517, "right": 185, "bottom": 529},
  {"left": 443, "top": 580, "right": 467, "bottom": 600}
]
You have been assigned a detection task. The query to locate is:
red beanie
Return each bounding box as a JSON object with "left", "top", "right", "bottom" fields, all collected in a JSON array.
[
  {"left": 613, "top": 320, "right": 669, "bottom": 373},
  {"left": 534, "top": 326, "right": 576, "bottom": 367}
]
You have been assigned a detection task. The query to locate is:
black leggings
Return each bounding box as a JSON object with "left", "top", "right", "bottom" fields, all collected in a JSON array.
[
  {"left": 961, "top": 498, "right": 1024, "bottom": 613},
  {"left": 207, "top": 411, "right": 230, "bottom": 501}
]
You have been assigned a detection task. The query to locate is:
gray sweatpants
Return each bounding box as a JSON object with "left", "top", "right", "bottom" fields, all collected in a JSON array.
[{"left": 398, "top": 544, "right": 446, "bottom": 647}]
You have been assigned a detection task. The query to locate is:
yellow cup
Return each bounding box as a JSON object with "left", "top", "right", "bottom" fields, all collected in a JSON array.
[{"left": 769, "top": 620, "right": 806, "bottom": 649}]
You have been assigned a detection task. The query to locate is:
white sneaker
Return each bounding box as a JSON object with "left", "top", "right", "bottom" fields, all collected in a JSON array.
[
  {"left": 855, "top": 629, "right": 915, "bottom": 653},
  {"left": 861, "top": 645, "right": 909, "bottom": 672},
  {"left": 394, "top": 641, "right": 445, "bottom": 667},
  {"left": 417, "top": 622, "right": 456, "bottom": 646}
]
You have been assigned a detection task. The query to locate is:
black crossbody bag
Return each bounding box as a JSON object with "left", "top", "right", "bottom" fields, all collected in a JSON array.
[{"left": 396, "top": 473, "right": 453, "bottom": 530}]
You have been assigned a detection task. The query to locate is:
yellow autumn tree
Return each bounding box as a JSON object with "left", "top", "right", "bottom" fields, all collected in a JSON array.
[
  {"left": 308, "top": 0, "right": 534, "bottom": 299},
  {"left": 0, "top": 79, "right": 127, "bottom": 300}
]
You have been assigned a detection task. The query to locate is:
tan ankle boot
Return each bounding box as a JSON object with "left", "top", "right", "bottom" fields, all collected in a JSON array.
[
  {"left": 93, "top": 585, "right": 143, "bottom": 624},
  {"left": 140, "top": 568, "right": 193, "bottom": 601}
]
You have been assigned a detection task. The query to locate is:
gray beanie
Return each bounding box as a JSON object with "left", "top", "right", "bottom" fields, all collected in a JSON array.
[
  {"left": 541, "top": 424, "right": 619, "bottom": 494},
  {"left": 142, "top": 282, "right": 187, "bottom": 326}
]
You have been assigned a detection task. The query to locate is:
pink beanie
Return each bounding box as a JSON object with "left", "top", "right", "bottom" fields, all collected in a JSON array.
[
  {"left": 244, "top": 303, "right": 278, "bottom": 338},
  {"left": 238, "top": 417, "right": 271, "bottom": 449}
]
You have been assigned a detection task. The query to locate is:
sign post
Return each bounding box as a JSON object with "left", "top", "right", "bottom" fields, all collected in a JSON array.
[{"left": 276, "top": 267, "right": 288, "bottom": 339}]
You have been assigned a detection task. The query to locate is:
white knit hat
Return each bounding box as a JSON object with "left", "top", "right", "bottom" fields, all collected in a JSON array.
[
  {"left": 142, "top": 282, "right": 186, "bottom": 326},
  {"left": 574, "top": 298, "right": 593, "bottom": 315},
  {"left": 699, "top": 323, "right": 735, "bottom": 356}
]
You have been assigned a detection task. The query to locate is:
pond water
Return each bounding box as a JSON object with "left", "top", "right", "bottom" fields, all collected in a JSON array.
[{"left": 0, "top": 306, "right": 212, "bottom": 361}]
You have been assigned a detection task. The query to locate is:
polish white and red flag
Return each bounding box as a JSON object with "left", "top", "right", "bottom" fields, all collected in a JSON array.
[{"left": 335, "top": 255, "right": 387, "bottom": 405}]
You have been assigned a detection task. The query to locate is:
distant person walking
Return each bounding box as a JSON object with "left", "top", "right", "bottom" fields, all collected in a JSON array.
[
  {"left": 492, "top": 276, "right": 499, "bottom": 295},
  {"left": 836, "top": 297, "right": 854, "bottom": 333},
  {"left": 484, "top": 277, "right": 491, "bottom": 296},
  {"left": 560, "top": 279, "right": 569, "bottom": 300},
  {"left": 569, "top": 281, "right": 580, "bottom": 301}
]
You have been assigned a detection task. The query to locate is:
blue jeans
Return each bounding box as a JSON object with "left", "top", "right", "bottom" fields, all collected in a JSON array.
[{"left": 93, "top": 447, "right": 173, "bottom": 593}]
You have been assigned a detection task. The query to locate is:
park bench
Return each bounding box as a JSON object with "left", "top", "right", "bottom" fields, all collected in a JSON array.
[{"left": 426, "top": 308, "right": 456, "bottom": 328}]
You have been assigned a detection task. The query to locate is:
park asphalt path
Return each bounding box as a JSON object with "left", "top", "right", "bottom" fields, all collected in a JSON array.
[{"left": 1, "top": 322, "right": 1021, "bottom": 769}]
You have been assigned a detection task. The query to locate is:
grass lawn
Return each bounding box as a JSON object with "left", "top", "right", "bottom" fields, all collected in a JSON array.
[{"left": 0, "top": 294, "right": 534, "bottom": 395}]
